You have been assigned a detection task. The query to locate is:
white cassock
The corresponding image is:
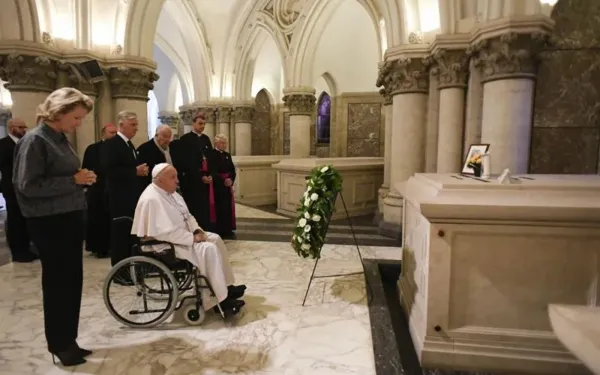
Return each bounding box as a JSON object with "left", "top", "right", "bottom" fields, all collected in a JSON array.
[{"left": 131, "top": 183, "right": 235, "bottom": 310}]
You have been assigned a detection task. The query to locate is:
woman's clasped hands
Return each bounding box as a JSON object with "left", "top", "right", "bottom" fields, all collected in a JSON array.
[{"left": 74, "top": 169, "right": 97, "bottom": 186}]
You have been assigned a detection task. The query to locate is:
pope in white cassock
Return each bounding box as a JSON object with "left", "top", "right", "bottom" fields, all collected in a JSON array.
[{"left": 132, "top": 163, "right": 246, "bottom": 316}]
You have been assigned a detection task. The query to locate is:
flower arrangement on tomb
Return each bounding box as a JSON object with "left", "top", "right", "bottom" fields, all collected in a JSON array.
[
  {"left": 467, "top": 152, "right": 483, "bottom": 177},
  {"left": 291, "top": 165, "right": 343, "bottom": 259}
]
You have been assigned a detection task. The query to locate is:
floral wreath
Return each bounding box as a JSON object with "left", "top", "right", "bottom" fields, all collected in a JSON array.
[{"left": 291, "top": 165, "right": 343, "bottom": 259}]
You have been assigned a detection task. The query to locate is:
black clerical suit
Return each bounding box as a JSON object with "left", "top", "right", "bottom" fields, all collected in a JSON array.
[
  {"left": 0, "top": 135, "right": 34, "bottom": 261},
  {"left": 171, "top": 131, "right": 215, "bottom": 231},
  {"left": 209, "top": 148, "right": 237, "bottom": 237},
  {"left": 103, "top": 135, "right": 142, "bottom": 267},
  {"left": 82, "top": 140, "right": 110, "bottom": 256},
  {"left": 136, "top": 138, "right": 167, "bottom": 188}
]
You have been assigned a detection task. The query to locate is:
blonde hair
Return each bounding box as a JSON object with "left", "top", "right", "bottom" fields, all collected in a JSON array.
[
  {"left": 36, "top": 87, "right": 93, "bottom": 124},
  {"left": 116, "top": 111, "right": 138, "bottom": 126},
  {"left": 214, "top": 133, "right": 228, "bottom": 143}
]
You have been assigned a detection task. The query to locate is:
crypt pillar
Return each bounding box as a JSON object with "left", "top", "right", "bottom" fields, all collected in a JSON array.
[
  {"left": 463, "top": 58, "right": 483, "bottom": 158},
  {"left": 376, "top": 89, "right": 393, "bottom": 223},
  {"left": 469, "top": 27, "right": 551, "bottom": 174},
  {"left": 203, "top": 106, "right": 217, "bottom": 142},
  {"left": 282, "top": 87, "right": 316, "bottom": 157},
  {"left": 216, "top": 105, "right": 232, "bottom": 141},
  {"left": 0, "top": 108, "right": 11, "bottom": 138},
  {"left": 433, "top": 48, "right": 469, "bottom": 173},
  {"left": 57, "top": 62, "right": 99, "bottom": 160},
  {"left": 179, "top": 107, "right": 193, "bottom": 134},
  {"left": 424, "top": 63, "right": 440, "bottom": 173},
  {"left": 232, "top": 103, "right": 254, "bottom": 156},
  {"left": 109, "top": 67, "right": 159, "bottom": 147},
  {"left": 158, "top": 111, "right": 180, "bottom": 138},
  {"left": 376, "top": 53, "right": 430, "bottom": 237},
  {"left": 0, "top": 54, "right": 58, "bottom": 126}
]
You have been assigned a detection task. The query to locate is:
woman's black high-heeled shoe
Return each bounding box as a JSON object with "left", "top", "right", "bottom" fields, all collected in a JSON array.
[
  {"left": 50, "top": 349, "right": 86, "bottom": 367},
  {"left": 71, "top": 342, "right": 93, "bottom": 357}
]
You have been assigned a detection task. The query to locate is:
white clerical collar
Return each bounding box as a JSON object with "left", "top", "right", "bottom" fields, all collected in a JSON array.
[
  {"left": 117, "top": 131, "right": 130, "bottom": 143},
  {"left": 8, "top": 134, "right": 19, "bottom": 144},
  {"left": 192, "top": 130, "right": 204, "bottom": 137}
]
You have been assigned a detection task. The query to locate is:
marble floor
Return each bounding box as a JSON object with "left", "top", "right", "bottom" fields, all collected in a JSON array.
[{"left": 0, "top": 215, "right": 401, "bottom": 375}]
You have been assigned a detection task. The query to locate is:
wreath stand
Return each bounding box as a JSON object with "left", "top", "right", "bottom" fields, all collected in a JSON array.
[{"left": 301, "top": 191, "right": 369, "bottom": 307}]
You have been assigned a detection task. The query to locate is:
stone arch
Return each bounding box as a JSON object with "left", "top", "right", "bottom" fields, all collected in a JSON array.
[
  {"left": 530, "top": 0, "right": 600, "bottom": 174},
  {"left": 0, "top": 0, "right": 41, "bottom": 41},
  {"left": 233, "top": 18, "right": 288, "bottom": 100},
  {"left": 288, "top": 0, "right": 384, "bottom": 86},
  {"left": 253, "top": 88, "right": 273, "bottom": 155},
  {"left": 124, "top": 0, "right": 165, "bottom": 58}
]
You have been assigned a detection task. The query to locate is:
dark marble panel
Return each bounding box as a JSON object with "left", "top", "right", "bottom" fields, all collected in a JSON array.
[
  {"left": 530, "top": 127, "right": 600, "bottom": 173},
  {"left": 253, "top": 91, "right": 272, "bottom": 155},
  {"left": 347, "top": 138, "right": 380, "bottom": 157},
  {"left": 348, "top": 103, "right": 382, "bottom": 139},
  {"left": 283, "top": 112, "right": 290, "bottom": 155},
  {"left": 533, "top": 50, "right": 600, "bottom": 129},
  {"left": 551, "top": 0, "right": 600, "bottom": 49}
]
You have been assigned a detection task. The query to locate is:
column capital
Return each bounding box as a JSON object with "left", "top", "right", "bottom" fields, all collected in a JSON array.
[
  {"left": 0, "top": 54, "right": 58, "bottom": 93},
  {"left": 430, "top": 49, "right": 469, "bottom": 89},
  {"left": 56, "top": 61, "right": 98, "bottom": 97},
  {"left": 467, "top": 31, "right": 551, "bottom": 83},
  {"left": 376, "top": 55, "right": 431, "bottom": 96},
  {"left": 179, "top": 108, "right": 194, "bottom": 125},
  {"left": 232, "top": 105, "right": 255, "bottom": 123},
  {"left": 282, "top": 87, "right": 316, "bottom": 115},
  {"left": 108, "top": 66, "right": 159, "bottom": 101},
  {"left": 0, "top": 107, "right": 11, "bottom": 122},
  {"left": 216, "top": 106, "right": 232, "bottom": 122},
  {"left": 158, "top": 111, "right": 179, "bottom": 125}
]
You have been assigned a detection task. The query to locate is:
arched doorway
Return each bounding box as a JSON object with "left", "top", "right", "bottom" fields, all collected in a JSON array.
[
  {"left": 253, "top": 89, "right": 272, "bottom": 155},
  {"left": 531, "top": 0, "right": 600, "bottom": 174},
  {"left": 316, "top": 92, "right": 331, "bottom": 143}
]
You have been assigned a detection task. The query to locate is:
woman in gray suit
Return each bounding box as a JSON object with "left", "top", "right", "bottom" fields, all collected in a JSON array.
[{"left": 13, "top": 87, "right": 97, "bottom": 367}]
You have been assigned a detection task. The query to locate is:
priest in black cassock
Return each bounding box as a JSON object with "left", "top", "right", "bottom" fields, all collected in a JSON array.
[
  {"left": 209, "top": 134, "right": 236, "bottom": 239},
  {"left": 171, "top": 112, "right": 216, "bottom": 232},
  {"left": 136, "top": 125, "right": 173, "bottom": 187},
  {"left": 82, "top": 123, "right": 117, "bottom": 258}
]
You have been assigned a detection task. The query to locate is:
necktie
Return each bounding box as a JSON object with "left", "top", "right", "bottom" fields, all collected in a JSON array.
[{"left": 127, "top": 140, "right": 137, "bottom": 158}]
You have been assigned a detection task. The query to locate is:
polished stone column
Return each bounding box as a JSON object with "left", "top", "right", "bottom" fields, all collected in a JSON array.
[
  {"left": 109, "top": 67, "right": 159, "bottom": 147},
  {"left": 158, "top": 111, "right": 180, "bottom": 138},
  {"left": 434, "top": 49, "right": 469, "bottom": 173},
  {"left": 282, "top": 87, "right": 316, "bottom": 157},
  {"left": 0, "top": 108, "right": 11, "bottom": 138},
  {"left": 424, "top": 67, "right": 440, "bottom": 172},
  {"left": 376, "top": 54, "right": 430, "bottom": 237},
  {"left": 376, "top": 91, "right": 393, "bottom": 223},
  {"left": 0, "top": 54, "right": 57, "bottom": 126},
  {"left": 471, "top": 31, "right": 549, "bottom": 174},
  {"left": 463, "top": 58, "right": 483, "bottom": 159},
  {"left": 232, "top": 104, "right": 254, "bottom": 156},
  {"left": 216, "top": 106, "right": 232, "bottom": 140}
]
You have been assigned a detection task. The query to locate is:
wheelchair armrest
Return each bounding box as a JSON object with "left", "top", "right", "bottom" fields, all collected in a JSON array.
[
  {"left": 113, "top": 216, "right": 133, "bottom": 223},
  {"left": 139, "top": 239, "right": 175, "bottom": 250}
]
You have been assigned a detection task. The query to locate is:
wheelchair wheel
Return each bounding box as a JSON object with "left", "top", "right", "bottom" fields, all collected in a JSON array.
[
  {"left": 103, "top": 256, "right": 179, "bottom": 328},
  {"left": 181, "top": 299, "right": 206, "bottom": 326}
]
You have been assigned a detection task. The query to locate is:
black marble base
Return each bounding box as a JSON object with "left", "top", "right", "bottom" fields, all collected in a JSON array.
[
  {"left": 378, "top": 220, "right": 402, "bottom": 244},
  {"left": 364, "top": 259, "right": 498, "bottom": 375}
]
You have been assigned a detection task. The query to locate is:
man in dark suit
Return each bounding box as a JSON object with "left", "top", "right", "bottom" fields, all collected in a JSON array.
[
  {"left": 209, "top": 134, "right": 237, "bottom": 239},
  {"left": 172, "top": 113, "right": 216, "bottom": 231},
  {"left": 103, "top": 111, "right": 149, "bottom": 269},
  {"left": 82, "top": 123, "right": 117, "bottom": 258},
  {"left": 0, "top": 118, "right": 37, "bottom": 262},
  {"left": 136, "top": 125, "right": 173, "bottom": 188}
]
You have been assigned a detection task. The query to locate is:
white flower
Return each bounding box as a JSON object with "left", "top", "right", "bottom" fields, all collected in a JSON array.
[
  {"left": 320, "top": 166, "right": 329, "bottom": 173},
  {"left": 304, "top": 212, "right": 310, "bottom": 219},
  {"left": 304, "top": 225, "right": 311, "bottom": 232},
  {"left": 310, "top": 193, "right": 318, "bottom": 201},
  {"left": 312, "top": 214, "right": 321, "bottom": 222},
  {"left": 304, "top": 198, "right": 311, "bottom": 207},
  {"left": 303, "top": 191, "right": 308, "bottom": 198},
  {"left": 298, "top": 218, "right": 307, "bottom": 227},
  {"left": 297, "top": 236, "right": 302, "bottom": 242},
  {"left": 301, "top": 243, "right": 310, "bottom": 250},
  {"left": 307, "top": 186, "right": 312, "bottom": 192}
]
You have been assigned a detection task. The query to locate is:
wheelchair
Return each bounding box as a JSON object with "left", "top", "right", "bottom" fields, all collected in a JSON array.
[{"left": 103, "top": 218, "right": 225, "bottom": 328}]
